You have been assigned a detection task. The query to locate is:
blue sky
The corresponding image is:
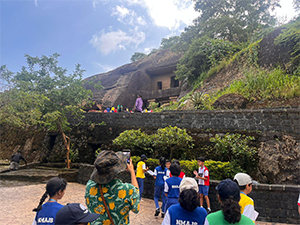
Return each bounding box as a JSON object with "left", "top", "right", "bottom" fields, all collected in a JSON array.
[{"left": 0, "top": 0, "right": 298, "bottom": 80}]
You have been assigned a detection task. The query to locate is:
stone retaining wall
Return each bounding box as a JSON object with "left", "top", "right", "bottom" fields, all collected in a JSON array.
[
  {"left": 77, "top": 164, "right": 300, "bottom": 224},
  {"left": 72, "top": 108, "right": 300, "bottom": 135}
]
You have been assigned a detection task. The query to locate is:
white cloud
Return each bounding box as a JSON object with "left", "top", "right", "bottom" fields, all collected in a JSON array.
[
  {"left": 90, "top": 27, "right": 146, "bottom": 55},
  {"left": 111, "top": 5, "right": 147, "bottom": 26},
  {"left": 144, "top": 47, "right": 154, "bottom": 54},
  {"left": 92, "top": 0, "right": 107, "bottom": 9},
  {"left": 34, "top": 0, "right": 38, "bottom": 7},
  {"left": 112, "top": 5, "right": 130, "bottom": 19},
  {"left": 136, "top": 16, "right": 146, "bottom": 25},
  {"left": 123, "top": 0, "right": 199, "bottom": 30}
]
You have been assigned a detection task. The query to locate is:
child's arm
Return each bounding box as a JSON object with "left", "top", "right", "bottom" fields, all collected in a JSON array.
[
  {"left": 153, "top": 168, "right": 157, "bottom": 179},
  {"left": 142, "top": 163, "right": 148, "bottom": 173},
  {"left": 193, "top": 170, "right": 207, "bottom": 180},
  {"left": 164, "top": 181, "right": 169, "bottom": 197}
]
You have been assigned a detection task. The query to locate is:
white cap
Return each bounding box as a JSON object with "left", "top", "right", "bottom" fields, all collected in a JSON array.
[
  {"left": 234, "top": 173, "right": 252, "bottom": 186},
  {"left": 179, "top": 177, "right": 199, "bottom": 193}
]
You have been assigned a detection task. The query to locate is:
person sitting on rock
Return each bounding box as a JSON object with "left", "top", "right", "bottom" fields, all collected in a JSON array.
[
  {"left": 32, "top": 177, "right": 67, "bottom": 225},
  {"left": 10, "top": 150, "right": 27, "bottom": 171}
]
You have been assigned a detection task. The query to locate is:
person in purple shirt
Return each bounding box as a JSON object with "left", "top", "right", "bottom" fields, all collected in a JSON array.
[{"left": 135, "top": 94, "right": 143, "bottom": 112}]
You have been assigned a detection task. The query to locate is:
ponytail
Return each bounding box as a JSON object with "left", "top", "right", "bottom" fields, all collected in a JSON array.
[
  {"left": 221, "top": 197, "right": 241, "bottom": 223},
  {"left": 33, "top": 177, "right": 67, "bottom": 212},
  {"left": 33, "top": 191, "right": 48, "bottom": 212},
  {"left": 159, "top": 157, "right": 166, "bottom": 170}
]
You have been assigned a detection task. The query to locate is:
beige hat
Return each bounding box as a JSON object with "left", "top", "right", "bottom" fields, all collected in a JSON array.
[
  {"left": 179, "top": 177, "right": 199, "bottom": 193},
  {"left": 233, "top": 173, "right": 252, "bottom": 186}
]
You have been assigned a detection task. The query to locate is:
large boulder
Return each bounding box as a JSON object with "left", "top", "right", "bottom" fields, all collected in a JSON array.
[
  {"left": 258, "top": 135, "right": 300, "bottom": 184},
  {"left": 84, "top": 50, "right": 183, "bottom": 110},
  {"left": 212, "top": 93, "right": 248, "bottom": 109}
]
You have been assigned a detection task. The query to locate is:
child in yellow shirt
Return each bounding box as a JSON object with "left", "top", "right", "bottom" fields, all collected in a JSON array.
[{"left": 136, "top": 154, "right": 148, "bottom": 199}]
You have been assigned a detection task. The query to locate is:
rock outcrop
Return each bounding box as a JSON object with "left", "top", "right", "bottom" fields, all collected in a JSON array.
[
  {"left": 84, "top": 50, "right": 183, "bottom": 109},
  {"left": 212, "top": 93, "right": 249, "bottom": 109},
  {"left": 258, "top": 135, "right": 300, "bottom": 184}
]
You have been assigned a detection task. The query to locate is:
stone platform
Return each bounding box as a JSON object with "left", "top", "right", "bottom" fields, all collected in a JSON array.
[{"left": 0, "top": 166, "right": 78, "bottom": 182}]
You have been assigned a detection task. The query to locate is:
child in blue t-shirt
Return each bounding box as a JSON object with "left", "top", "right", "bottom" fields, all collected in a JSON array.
[
  {"left": 32, "top": 177, "right": 67, "bottom": 225},
  {"left": 164, "top": 162, "right": 182, "bottom": 212},
  {"left": 162, "top": 178, "right": 207, "bottom": 225},
  {"left": 153, "top": 157, "right": 167, "bottom": 218}
]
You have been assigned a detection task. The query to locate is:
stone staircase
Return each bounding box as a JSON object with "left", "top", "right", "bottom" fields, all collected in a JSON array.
[{"left": 0, "top": 162, "right": 78, "bottom": 183}]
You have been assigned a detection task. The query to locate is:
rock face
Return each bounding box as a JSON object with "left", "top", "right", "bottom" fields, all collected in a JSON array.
[
  {"left": 258, "top": 28, "right": 292, "bottom": 69},
  {"left": 212, "top": 93, "right": 248, "bottom": 109},
  {"left": 258, "top": 135, "right": 300, "bottom": 184},
  {"left": 84, "top": 50, "right": 183, "bottom": 110}
]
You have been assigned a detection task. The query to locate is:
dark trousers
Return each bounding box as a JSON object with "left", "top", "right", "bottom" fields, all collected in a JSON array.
[
  {"left": 154, "top": 185, "right": 167, "bottom": 213},
  {"left": 137, "top": 178, "right": 144, "bottom": 199}
]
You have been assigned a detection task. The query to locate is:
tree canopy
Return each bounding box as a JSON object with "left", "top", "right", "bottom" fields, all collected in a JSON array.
[
  {"left": 0, "top": 53, "right": 100, "bottom": 168},
  {"left": 192, "top": 0, "right": 280, "bottom": 43},
  {"left": 130, "top": 52, "right": 147, "bottom": 62}
]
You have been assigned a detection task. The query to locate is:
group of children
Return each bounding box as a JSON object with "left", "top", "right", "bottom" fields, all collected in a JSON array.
[
  {"left": 146, "top": 157, "right": 211, "bottom": 219},
  {"left": 139, "top": 155, "right": 258, "bottom": 224},
  {"left": 32, "top": 155, "right": 258, "bottom": 225}
]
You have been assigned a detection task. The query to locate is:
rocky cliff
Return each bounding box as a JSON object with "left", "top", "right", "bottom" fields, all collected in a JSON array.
[{"left": 84, "top": 50, "right": 183, "bottom": 110}]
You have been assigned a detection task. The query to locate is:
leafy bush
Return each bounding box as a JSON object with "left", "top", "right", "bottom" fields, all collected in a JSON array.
[
  {"left": 131, "top": 156, "right": 159, "bottom": 171},
  {"left": 191, "top": 92, "right": 205, "bottom": 109},
  {"left": 113, "top": 126, "right": 194, "bottom": 160},
  {"left": 205, "top": 160, "right": 242, "bottom": 180},
  {"left": 175, "top": 38, "right": 240, "bottom": 84},
  {"left": 132, "top": 157, "right": 242, "bottom": 180},
  {"left": 210, "top": 133, "right": 258, "bottom": 171},
  {"left": 179, "top": 159, "right": 242, "bottom": 180},
  {"left": 153, "top": 126, "right": 194, "bottom": 160},
  {"left": 178, "top": 160, "right": 199, "bottom": 177},
  {"left": 153, "top": 101, "right": 180, "bottom": 112},
  {"left": 112, "top": 129, "right": 153, "bottom": 156},
  {"left": 190, "top": 92, "right": 213, "bottom": 110},
  {"left": 131, "top": 156, "right": 140, "bottom": 167},
  {"left": 275, "top": 17, "right": 300, "bottom": 71},
  {"left": 148, "top": 102, "right": 159, "bottom": 110}
]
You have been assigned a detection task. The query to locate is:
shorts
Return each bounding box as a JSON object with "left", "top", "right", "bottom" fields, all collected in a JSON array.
[
  {"left": 199, "top": 185, "right": 209, "bottom": 196},
  {"left": 10, "top": 162, "right": 19, "bottom": 170}
]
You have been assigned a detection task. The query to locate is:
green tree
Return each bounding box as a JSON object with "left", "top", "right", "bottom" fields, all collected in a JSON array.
[
  {"left": 130, "top": 52, "right": 147, "bottom": 62},
  {"left": 192, "top": 0, "right": 280, "bottom": 42},
  {"left": 0, "top": 53, "right": 99, "bottom": 168},
  {"left": 112, "top": 129, "right": 153, "bottom": 156},
  {"left": 210, "top": 133, "right": 258, "bottom": 171},
  {"left": 175, "top": 38, "right": 239, "bottom": 84},
  {"left": 160, "top": 36, "right": 180, "bottom": 50},
  {"left": 153, "top": 126, "right": 194, "bottom": 160}
]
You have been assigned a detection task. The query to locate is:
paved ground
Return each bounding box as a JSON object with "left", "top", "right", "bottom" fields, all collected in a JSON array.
[{"left": 0, "top": 181, "right": 295, "bottom": 225}]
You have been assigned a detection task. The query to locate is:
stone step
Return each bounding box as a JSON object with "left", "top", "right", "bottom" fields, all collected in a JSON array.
[{"left": 0, "top": 167, "right": 78, "bottom": 182}]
